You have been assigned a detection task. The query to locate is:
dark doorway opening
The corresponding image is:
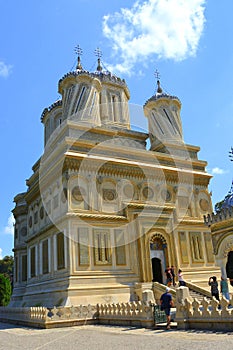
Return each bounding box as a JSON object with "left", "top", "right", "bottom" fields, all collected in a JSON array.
[
  {"left": 226, "top": 251, "right": 233, "bottom": 286},
  {"left": 152, "top": 257, "right": 163, "bottom": 283}
]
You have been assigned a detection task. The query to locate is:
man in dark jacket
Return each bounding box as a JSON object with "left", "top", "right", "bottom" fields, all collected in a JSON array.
[{"left": 160, "top": 287, "right": 174, "bottom": 329}]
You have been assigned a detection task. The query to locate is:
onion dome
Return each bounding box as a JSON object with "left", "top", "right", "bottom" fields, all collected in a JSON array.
[
  {"left": 144, "top": 73, "right": 183, "bottom": 150},
  {"left": 41, "top": 47, "right": 131, "bottom": 146},
  {"left": 144, "top": 79, "right": 181, "bottom": 105},
  {"left": 222, "top": 181, "right": 233, "bottom": 209}
]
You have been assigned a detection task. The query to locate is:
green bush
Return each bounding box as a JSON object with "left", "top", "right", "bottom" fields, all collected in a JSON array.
[
  {"left": 0, "top": 273, "right": 12, "bottom": 306},
  {"left": 0, "top": 256, "right": 14, "bottom": 277}
]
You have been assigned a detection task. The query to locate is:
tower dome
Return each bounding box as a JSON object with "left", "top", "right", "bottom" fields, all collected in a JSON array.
[
  {"left": 222, "top": 181, "right": 233, "bottom": 209},
  {"left": 143, "top": 75, "right": 183, "bottom": 152},
  {"left": 57, "top": 52, "right": 130, "bottom": 127},
  {"left": 41, "top": 48, "right": 130, "bottom": 146}
]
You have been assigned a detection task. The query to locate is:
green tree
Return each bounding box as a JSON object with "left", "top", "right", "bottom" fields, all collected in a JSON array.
[
  {"left": 0, "top": 273, "right": 12, "bottom": 306},
  {"left": 0, "top": 255, "right": 14, "bottom": 278}
]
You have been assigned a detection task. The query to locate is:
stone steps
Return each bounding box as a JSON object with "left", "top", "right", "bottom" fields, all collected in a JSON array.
[{"left": 188, "top": 288, "right": 211, "bottom": 302}]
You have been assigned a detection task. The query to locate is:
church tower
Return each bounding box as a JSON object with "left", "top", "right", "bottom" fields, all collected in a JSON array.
[
  {"left": 41, "top": 48, "right": 130, "bottom": 146},
  {"left": 144, "top": 75, "right": 183, "bottom": 154}
]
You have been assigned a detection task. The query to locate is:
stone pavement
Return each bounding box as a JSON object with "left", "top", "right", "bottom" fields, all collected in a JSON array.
[{"left": 1, "top": 322, "right": 233, "bottom": 350}]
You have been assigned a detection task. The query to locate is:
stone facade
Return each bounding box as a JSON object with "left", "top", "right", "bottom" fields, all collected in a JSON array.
[
  {"left": 204, "top": 206, "right": 233, "bottom": 284},
  {"left": 10, "top": 57, "right": 220, "bottom": 308}
]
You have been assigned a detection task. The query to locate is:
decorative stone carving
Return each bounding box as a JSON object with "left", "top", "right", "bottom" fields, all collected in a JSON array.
[
  {"left": 39, "top": 207, "right": 44, "bottom": 220},
  {"left": 97, "top": 175, "right": 103, "bottom": 184},
  {"left": 194, "top": 187, "right": 199, "bottom": 195},
  {"left": 223, "top": 239, "right": 233, "bottom": 257},
  {"left": 161, "top": 189, "right": 171, "bottom": 202},
  {"left": 102, "top": 189, "right": 117, "bottom": 201},
  {"left": 123, "top": 184, "right": 135, "bottom": 199},
  {"left": 142, "top": 186, "right": 154, "bottom": 199},
  {"left": 199, "top": 198, "right": 209, "bottom": 211},
  {"left": 150, "top": 233, "right": 167, "bottom": 245},
  {"left": 20, "top": 226, "right": 27, "bottom": 237},
  {"left": 72, "top": 186, "right": 86, "bottom": 202}
]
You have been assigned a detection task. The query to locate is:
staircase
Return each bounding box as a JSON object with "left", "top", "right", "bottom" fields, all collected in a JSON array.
[
  {"left": 152, "top": 281, "right": 212, "bottom": 328},
  {"left": 153, "top": 281, "right": 212, "bottom": 304},
  {"left": 184, "top": 281, "right": 212, "bottom": 301},
  {"left": 188, "top": 287, "right": 212, "bottom": 302}
]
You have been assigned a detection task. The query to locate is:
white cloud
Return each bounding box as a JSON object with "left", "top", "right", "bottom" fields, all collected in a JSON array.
[
  {"left": 4, "top": 214, "right": 15, "bottom": 235},
  {"left": 0, "top": 248, "right": 2, "bottom": 259},
  {"left": 0, "top": 60, "right": 13, "bottom": 78},
  {"left": 211, "top": 167, "right": 229, "bottom": 175},
  {"left": 103, "top": 0, "right": 206, "bottom": 74}
]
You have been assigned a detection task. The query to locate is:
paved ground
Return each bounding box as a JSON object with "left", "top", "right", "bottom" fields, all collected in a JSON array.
[{"left": 1, "top": 322, "right": 233, "bottom": 350}]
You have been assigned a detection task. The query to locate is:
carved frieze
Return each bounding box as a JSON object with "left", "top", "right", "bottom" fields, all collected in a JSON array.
[{"left": 102, "top": 189, "right": 117, "bottom": 201}]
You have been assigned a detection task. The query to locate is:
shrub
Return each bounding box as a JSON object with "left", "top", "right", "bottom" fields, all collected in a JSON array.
[{"left": 0, "top": 273, "right": 12, "bottom": 306}]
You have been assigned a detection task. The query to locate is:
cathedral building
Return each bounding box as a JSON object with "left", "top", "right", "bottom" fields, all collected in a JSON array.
[
  {"left": 10, "top": 53, "right": 220, "bottom": 307},
  {"left": 204, "top": 181, "right": 233, "bottom": 285}
]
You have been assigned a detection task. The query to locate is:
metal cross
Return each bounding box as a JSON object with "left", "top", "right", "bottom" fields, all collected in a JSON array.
[
  {"left": 94, "top": 47, "right": 102, "bottom": 59},
  {"left": 74, "top": 45, "right": 83, "bottom": 57},
  {"left": 154, "top": 69, "right": 161, "bottom": 80}
]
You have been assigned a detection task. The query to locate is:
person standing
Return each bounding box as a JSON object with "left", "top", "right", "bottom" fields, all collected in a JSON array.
[
  {"left": 165, "top": 268, "right": 173, "bottom": 287},
  {"left": 220, "top": 276, "right": 230, "bottom": 301},
  {"left": 178, "top": 269, "right": 186, "bottom": 287},
  {"left": 160, "top": 287, "right": 174, "bottom": 330},
  {"left": 208, "top": 276, "right": 220, "bottom": 301},
  {"left": 171, "top": 266, "right": 176, "bottom": 287}
]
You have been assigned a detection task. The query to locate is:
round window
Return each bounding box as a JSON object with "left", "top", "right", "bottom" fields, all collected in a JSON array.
[
  {"left": 142, "top": 186, "right": 154, "bottom": 199},
  {"left": 199, "top": 198, "right": 209, "bottom": 211},
  {"left": 72, "top": 186, "right": 85, "bottom": 202},
  {"left": 161, "top": 189, "right": 171, "bottom": 202},
  {"left": 20, "top": 226, "right": 27, "bottom": 237}
]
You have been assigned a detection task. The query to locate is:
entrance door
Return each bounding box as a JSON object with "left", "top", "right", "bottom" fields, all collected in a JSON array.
[
  {"left": 226, "top": 251, "right": 233, "bottom": 286},
  {"left": 152, "top": 257, "right": 163, "bottom": 283}
]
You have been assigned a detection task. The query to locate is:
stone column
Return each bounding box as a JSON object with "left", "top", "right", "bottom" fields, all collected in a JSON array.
[
  {"left": 216, "top": 257, "right": 228, "bottom": 278},
  {"left": 176, "top": 286, "right": 191, "bottom": 330},
  {"left": 100, "top": 89, "right": 108, "bottom": 124}
]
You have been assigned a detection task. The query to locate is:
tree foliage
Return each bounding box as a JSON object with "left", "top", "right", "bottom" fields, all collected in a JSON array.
[
  {"left": 0, "top": 273, "right": 12, "bottom": 306},
  {"left": 0, "top": 255, "right": 14, "bottom": 278}
]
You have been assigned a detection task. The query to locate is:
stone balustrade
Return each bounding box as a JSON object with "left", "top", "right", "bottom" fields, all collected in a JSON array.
[
  {"left": 97, "top": 301, "right": 154, "bottom": 328},
  {"left": 0, "top": 301, "right": 154, "bottom": 329},
  {"left": 0, "top": 307, "right": 47, "bottom": 327},
  {"left": 176, "top": 286, "right": 233, "bottom": 331}
]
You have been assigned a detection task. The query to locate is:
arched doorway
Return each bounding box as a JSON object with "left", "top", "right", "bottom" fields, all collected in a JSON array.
[
  {"left": 150, "top": 234, "right": 168, "bottom": 284},
  {"left": 226, "top": 251, "right": 233, "bottom": 286},
  {"left": 151, "top": 257, "right": 163, "bottom": 283}
]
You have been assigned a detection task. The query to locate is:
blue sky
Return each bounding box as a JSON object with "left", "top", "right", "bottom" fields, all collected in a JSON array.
[{"left": 0, "top": 0, "right": 233, "bottom": 258}]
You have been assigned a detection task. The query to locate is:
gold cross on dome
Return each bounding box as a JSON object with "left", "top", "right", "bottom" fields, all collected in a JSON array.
[
  {"left": 94, "top": 47, "right": 102, "bottom": 59},
  {"left": 74, "top": 44, "right": 83, "bottom": 57},
  {"left": 154, "top": 69, "right": 161, "bottom": 80}
]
